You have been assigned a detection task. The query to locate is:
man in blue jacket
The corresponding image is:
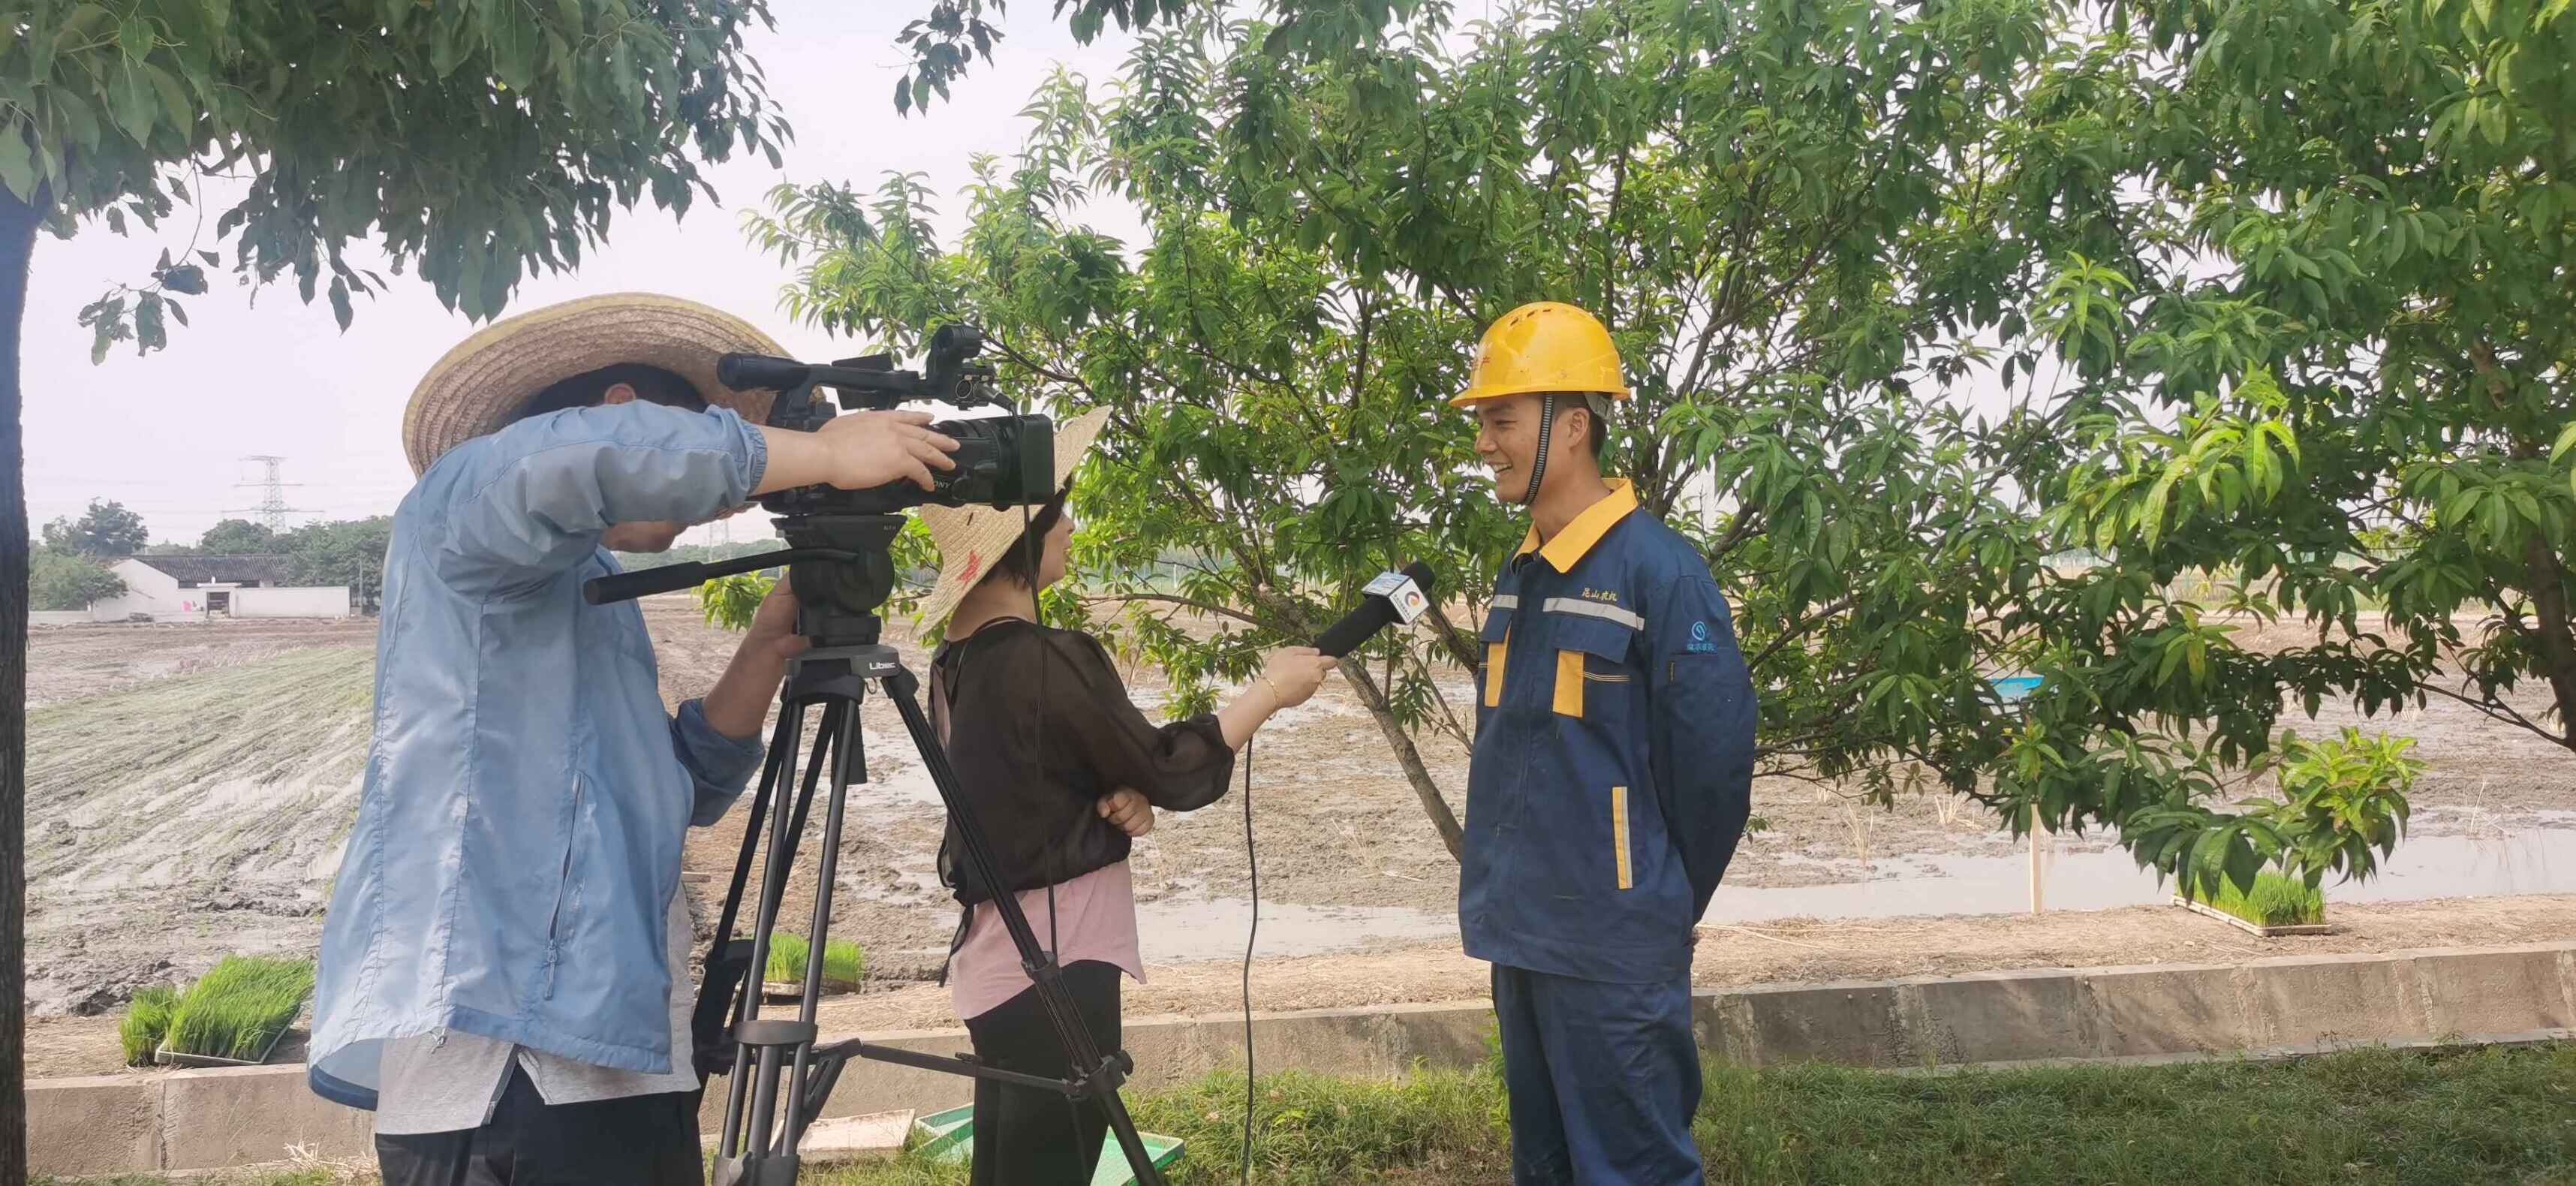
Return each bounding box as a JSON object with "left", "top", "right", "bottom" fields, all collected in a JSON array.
[
  {"left": 1453, "top": 302, "right": 1759, "bottom": 1185},
  {"left": 308, "top": 294, "right": 960, "bottom": 1184}
]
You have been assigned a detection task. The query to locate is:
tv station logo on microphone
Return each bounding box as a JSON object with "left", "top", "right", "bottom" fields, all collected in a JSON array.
[{"left": 1365, "top": 570, "right": 1431, "bottom": 625}]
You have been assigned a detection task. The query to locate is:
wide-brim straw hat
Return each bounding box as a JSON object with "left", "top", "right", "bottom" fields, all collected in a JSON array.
[
  {"left": 403, "top": 293, "right": 790, "bottom": 475},
  {"left": 913, "top": 406, "right": 1112, "bottom": 629}
]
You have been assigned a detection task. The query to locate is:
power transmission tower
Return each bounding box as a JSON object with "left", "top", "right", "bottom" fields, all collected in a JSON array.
[{"left": 228, "top": 455, "right": 310, "bottom": 534}]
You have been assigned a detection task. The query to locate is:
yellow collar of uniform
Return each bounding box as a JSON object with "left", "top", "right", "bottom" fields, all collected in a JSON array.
[{"left": 1516, "top": 478, "right": 1638, "bottom": 572}]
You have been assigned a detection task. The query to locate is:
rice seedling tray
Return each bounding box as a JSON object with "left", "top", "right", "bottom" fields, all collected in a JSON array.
[
  {"left": 155, "top": 1025, "right": 289, "bottom": 1069},
  {"left": 2172, "top": 895, "right": 2334, "bottom": 938},
  {"left": 760, "top": 980, "right": 859, "bottom": 1002}
]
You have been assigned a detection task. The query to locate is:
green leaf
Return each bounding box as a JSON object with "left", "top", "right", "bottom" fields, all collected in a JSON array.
[
  {"left": 2222, "top": 832, "right": 2261, "bottom": 895},
  {"left": 329, "top": 276, "right": 354, "bottom": 331},
  {"left": 134, "top": 292, "right": 166, "bottom": 354},
  {"left": 108, "top": 60, "right": 158, "bottom": 142},
  {"left": 0, "top": 125, "right": 35, "bottom": 200},
  {"left": 2550, "top": 421, "right": 2576, "bottom": 465},
  {"left": 146, "top": 64, "right": 191, "bottom": 134},
  {"left": 489, "top": 4, "right": 543, "bottom": 90}
]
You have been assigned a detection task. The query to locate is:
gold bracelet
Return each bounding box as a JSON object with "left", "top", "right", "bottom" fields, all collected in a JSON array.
[{"left": 1257, "top": 673, "right": 1286, "bottom": 708}]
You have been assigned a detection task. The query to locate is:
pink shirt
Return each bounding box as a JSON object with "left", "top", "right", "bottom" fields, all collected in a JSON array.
[{"left": 946, "top": 860, "right": 1147, "bottom": 1021}]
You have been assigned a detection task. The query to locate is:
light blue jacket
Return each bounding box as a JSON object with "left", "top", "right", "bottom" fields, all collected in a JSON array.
[{"left": 308, "top": 402, "right": 772, "bottom": 1109}]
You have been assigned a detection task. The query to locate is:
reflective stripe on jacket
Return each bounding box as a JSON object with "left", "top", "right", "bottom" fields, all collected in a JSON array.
[{"left": 1459, "top": 479, "right": 1758, "bottom": 983}]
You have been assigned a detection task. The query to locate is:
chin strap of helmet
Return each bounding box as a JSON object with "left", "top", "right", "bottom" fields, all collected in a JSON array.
[{"left": 1519, "top": 392, "right": 1557, "bottom": 507}]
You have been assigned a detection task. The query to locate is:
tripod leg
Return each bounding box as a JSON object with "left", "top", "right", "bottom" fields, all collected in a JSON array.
[
  {"left": 880, "top": 681, "right": 1172, "bottom": 1186},
  {"left": 720, "top": 701, "right": 835, "bottom": 1160},
  {"left": 783, "top": 697, "right": 861, "bottom": 1139}
]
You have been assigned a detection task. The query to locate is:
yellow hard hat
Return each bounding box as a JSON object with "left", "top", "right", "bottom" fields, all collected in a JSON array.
[{"left": 1451, "top": 301, "right": 1632, "bottom": 408}]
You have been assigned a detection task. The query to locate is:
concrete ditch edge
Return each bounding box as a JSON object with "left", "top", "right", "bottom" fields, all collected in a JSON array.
[{"left": 34, "top": 941, "right": 2576, "bottom": 1177}]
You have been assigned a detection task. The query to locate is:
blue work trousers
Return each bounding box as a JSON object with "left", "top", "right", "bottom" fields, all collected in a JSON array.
[{"left": 1491, "top": 964, "right": 1702, "bottom": 1186}]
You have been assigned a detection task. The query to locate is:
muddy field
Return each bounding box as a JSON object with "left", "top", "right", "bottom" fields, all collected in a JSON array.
[{"left": 21, "top": 602, "right": 2576, "bottom": 1076}]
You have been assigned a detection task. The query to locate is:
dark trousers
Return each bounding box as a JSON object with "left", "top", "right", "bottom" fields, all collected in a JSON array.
[
  {"left": 961, "top": 959, "right": 1124, "bottom": 1186},
  {"left": 373, "top": 1065, "right": 703, "bottom": 1186},
  {"left": 1491, "top": 963, "right": 1702, "bottom": 1186}
]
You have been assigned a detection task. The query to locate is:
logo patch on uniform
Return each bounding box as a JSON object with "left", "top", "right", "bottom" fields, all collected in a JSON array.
[
  {"left": 1687, "top": 620, "right": 1718, "bottom": 653},
  {"left": 1581, "top": 587, "right": 1620, "bottom": 604}
]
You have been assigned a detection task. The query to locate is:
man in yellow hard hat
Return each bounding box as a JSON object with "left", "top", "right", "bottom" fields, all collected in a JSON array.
[{"left": 1452, "top": 301, "right": 1757, "bottom": 1185}]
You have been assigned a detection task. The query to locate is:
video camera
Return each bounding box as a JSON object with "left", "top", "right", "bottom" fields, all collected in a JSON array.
[
  {"left": 725, "top": 323, "right": 1057, "bottom": 516},
  {"left": 579, "top": 323, "right": 1061, "bottom": 625}
]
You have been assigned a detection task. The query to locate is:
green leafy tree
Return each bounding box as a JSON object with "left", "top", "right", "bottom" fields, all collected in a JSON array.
[
  {"left": 759, "top": 2, "right": 2058, "bottom": 857},
  {"left": 2, "top": 3, "right": 787, "bottom": 1163},
  {"left": 278, "top": 516, "right": 392, "bottom": 613},
  {"left": 1966, "top": 0, "right": 2571, "bottom": 892},
  {"left": 195, "top": 517, "right": 277, "bottom": 554},
  {"left": 29, "top": 547, "right": 123, "bottom": 610},
  {"left": 38, "top": 496, "right": 146, "bottom": 556}
]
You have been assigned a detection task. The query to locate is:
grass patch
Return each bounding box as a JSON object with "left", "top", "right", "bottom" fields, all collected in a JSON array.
[
  {"left": 162, "top": 956, "right": 316, "bottom": 1062},
  {"left": 117, "top": 983, "right": 183, "bottom": 1067},
  {"left": 764, "top": 932, "right": 865, "bottom": 989},
  {"left": 2186, "top": 870, "right": 2326, "bottom": 926},
  {"left": 49, "top": 1044, "right": 2576, "bottom": 1184}
]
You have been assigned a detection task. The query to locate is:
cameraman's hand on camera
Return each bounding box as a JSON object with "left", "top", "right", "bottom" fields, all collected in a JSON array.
[
  {"left": 825, "top": 411, "right": 960, "bottom": 490},
  {"left": 1097, "top": 788, "right": 1155, "bottom": 838},
  {"left": 752, "top": 411, "right": 961, "bottom": 497}
]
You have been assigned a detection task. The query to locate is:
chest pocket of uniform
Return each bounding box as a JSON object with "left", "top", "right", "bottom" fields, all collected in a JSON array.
[
  {"left": 1479, "top": 606, "right": 1515, "bottom": 709},
  {"left": 1548, "top": 612, "right": 1640, "bottom": 719}
]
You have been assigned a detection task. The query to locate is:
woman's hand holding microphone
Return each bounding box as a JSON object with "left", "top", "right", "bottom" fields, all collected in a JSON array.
[{"left": 1217, "top": 646, "right": 1337, "bottom": 750}]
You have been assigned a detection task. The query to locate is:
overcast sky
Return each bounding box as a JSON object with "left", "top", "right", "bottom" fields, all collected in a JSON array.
[{"left": 23, "top": 5, "right": 1150, "bottom": 549}]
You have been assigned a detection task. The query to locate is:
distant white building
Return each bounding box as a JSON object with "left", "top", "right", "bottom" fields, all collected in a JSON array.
[{"left": 86, "top": 555, "right": 352, "bottom": 622}]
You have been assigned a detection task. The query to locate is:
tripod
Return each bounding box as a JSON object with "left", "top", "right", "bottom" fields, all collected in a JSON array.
[{"left": 593, "top": 513, "right": 1169, "bottom": 1186}]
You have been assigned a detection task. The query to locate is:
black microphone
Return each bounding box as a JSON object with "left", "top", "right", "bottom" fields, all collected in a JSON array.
[
  {"left": 716, "top": 352, "right": 814, "bottom": 391},
  {"left": 1315, "top": 561, "right": 1437, "bottom": 658}
]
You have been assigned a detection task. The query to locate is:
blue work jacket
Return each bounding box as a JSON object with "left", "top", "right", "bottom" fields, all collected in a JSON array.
[
  {"left": 1460, "top": 480, "right": 1758, "bottom": 984},
  {"left": 308, "top": 402, "right": 772, "bottom": 1109}
]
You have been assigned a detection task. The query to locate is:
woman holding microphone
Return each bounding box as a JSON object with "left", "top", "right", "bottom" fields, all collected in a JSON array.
[{"left": 915, "top": 408, "right": 1335, "bottom": 1186}]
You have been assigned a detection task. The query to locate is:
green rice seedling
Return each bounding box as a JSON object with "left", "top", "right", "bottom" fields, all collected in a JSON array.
[
  {"left": 763, "top": 933, "right": 865, "bottom": 989},
  {"left": 2189, "top": 871, "right": 2326, "bottom": 927},
  {"left": 118, "top": 985, "right": 182, "bottom": 1067},
  {"left": 164, "top": 956, "right": 316, "bottom": 1062}
]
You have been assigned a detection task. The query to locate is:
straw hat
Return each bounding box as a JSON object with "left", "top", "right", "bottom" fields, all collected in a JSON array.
[
  {"left": 403, "top": 293, "right": 790, "bottom": 475},
  {"left": 913, "top": 406, "right": 1112, "bottom": 628}
]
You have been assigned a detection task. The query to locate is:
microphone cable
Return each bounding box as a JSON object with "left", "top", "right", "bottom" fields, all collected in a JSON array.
[{"left": 1239, "top": 726, "right": 1259, "bottom": 1186}]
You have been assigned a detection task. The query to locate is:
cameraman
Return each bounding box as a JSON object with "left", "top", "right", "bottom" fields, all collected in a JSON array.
[
  {"left": 916, "top": 408, "right": 1337, "bottom": 1186},
  {"left": 307, "top": 293, "right": 960, "bottom": 1186}
]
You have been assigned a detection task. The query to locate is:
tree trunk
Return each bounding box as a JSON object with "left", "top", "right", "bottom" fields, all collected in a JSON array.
[
  {"left": 0, "top": 177, "right": 43, "bottom": 1186},
  {"left": 1335, "top": 659, "right": 1467, "bottom": 859},
  {"left": 2521, "top": 532, "right": 2576, "bottom": 753}
]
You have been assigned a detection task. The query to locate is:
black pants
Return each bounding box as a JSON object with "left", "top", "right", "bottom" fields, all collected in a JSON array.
[
  {"left": 374, "top": 1065, "right": 703, "bottom": 1186},
  {"left": 962, "top": 959, "right": 1124, "bottom": 1186}
]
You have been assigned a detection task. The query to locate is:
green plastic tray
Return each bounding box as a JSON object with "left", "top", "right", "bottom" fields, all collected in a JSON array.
[{"left": 910, "top": 1103, "right": 1184, "bottom": 1184}]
